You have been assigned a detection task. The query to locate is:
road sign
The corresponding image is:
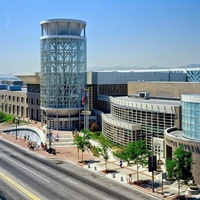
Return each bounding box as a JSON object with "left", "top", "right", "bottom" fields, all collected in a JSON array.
[{"left": 162, "top": 172, "right": 167, "bottom": 179}]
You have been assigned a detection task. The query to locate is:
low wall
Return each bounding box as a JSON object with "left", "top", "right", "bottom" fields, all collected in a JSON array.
[{"left": 3, "top": 126, "right": 46, "bottom": 145}]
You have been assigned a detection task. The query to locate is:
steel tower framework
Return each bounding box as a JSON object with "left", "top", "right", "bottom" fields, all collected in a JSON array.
[{"left": 40, "top": 19, "right": 87, "bottom": 130}]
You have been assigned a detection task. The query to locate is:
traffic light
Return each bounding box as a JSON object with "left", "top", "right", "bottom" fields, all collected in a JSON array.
[
  {"left": 153, "top": 155, "right": 157, "bottom": 171},
  {"left": 148, "top": 156, "right": 157, "bottom": 172},
  {"left": 148, "top": 156, "right": 152, "bottom": 172}
]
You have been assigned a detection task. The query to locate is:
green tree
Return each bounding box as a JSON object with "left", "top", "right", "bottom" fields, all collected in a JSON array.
[
  {"left": 83, "top": 131, "right": 91, "bottom": 143},
  {"left": 166, "top": 159, "right": 175, "bottom": 181},
  {"left": 74, "top": 134, "right": 90, "bottom": 163},
  {"left": 126, "top": 140, "right": 151, "bottom": 184},
  {"left": 99, "top": 142, "right": 109, "bottom": 172},
  {"left": 0, "top": 112, "right": 13, "bottom": 123},
  {"left": 82, "top": 128, "right": 90, "bottom": 134},
  {"left": 74, "top": 135, "right": 84, "bottom": 162},
  {"left": 0, "top": 112, "right": 6, "bottom": 123},
  {"left": 94, "top": 131, "right": 101, "bottom": 139},
  {"left": 166, "top": 145, "right": 193, "bottom": 199}
]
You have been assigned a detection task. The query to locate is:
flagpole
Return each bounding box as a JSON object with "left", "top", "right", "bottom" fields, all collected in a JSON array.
[
  {"left": 84, "top": 89, "right": 86, "bottom": 131},
  {"left": 83, "top": 88, "right": 89, "bottom": 131}
]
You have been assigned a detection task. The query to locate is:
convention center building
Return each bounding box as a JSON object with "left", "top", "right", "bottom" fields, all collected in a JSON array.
[{"left": 165, "top": 94, "right": 200, "bottom": 184}]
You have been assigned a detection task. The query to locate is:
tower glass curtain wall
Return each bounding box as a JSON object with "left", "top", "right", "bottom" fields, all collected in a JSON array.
[
  {"left": 40, "top": 19, "right": 87, "bottom": 130},
  {"left": 182, "top": 94, "right": 200, "bottom": 140}
]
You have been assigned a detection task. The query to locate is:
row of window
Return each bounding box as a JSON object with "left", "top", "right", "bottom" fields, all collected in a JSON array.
[
  {"left": 102, "top": 119, "right": 160, "bottom": 150},
  {"left": 111, "top": 105, "right": 175, "bottom": 132},
  {"left": 98, "top": 84, "right": 127, "bottom": 95},
  {"left": 182, "top": 102, "right": 200, "bottom": 139},
  {"left": 41, "top": 98, "right": 79, "bottom": 108},
  {"left": 102, "top": 104, "right": 176, "bottom": 149},
  {"left": 183, "top": 102, "right": 200, "bottom": 110},
  {"left": 102, "top": 121, "right": 141, "bottom": 146},
  {"left": 45, "top": 120, "right": 79, "bottom": 130},
  {"left": 1, "top": 95, "right": 40, "bottom": 106},
  {"left": 182, "top": 116, "right": 200, "bottom": 124},
  {"left": 41, "top": 39, "right": 85, "bottom": 51}
]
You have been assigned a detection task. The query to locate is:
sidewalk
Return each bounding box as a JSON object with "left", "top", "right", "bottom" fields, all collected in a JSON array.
[{"left": 0, "top": 122, "right": 200, "bottom": 200}]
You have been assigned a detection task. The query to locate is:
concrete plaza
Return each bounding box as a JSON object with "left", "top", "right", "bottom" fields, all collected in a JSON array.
[{"left": 0, "top": 122, "right": 199, "bottom": 200}]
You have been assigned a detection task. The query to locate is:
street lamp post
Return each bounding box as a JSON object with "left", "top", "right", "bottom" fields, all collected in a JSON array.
[
  {"left": 151, "top": 134, "right": 155, "bottom": 193},
  {"left": 147, "top": 133, "right": 156, "bottom": 193},
  {"left": 47, "top": 126, "right": 52, "bottom": 149},
  {"left": 14, "top": 117, "right": 20, "bottom": 140},
  {"left": 83, "top": 88, "right": 89, "bottom": 131},
  {"left": 44, "top": 116, "right": 53, "bottom": 149}
]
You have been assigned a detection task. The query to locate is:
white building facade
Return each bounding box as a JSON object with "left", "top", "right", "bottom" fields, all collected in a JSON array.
[{"left": 102, "top": 95, "right": 181, "bottom": 158}]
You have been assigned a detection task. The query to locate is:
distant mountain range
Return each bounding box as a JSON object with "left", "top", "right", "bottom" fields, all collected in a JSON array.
[
  {"left": 88, "top": 64, "right": 200, "bottom": 71},
  {"left": 0, "top": 64, "right": 200, "bottom": 79},
  {"left": 0, "top": 73, "right": 20, "bottom": 80}
]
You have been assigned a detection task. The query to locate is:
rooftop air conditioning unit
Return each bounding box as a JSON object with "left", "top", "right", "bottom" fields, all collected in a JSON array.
[{"left": 139, "top": 92, "right": 150, "bottom": 99}]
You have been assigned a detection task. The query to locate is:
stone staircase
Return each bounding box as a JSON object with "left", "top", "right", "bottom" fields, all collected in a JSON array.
[{"left": 51, "top": 135, "right": 74, "bottom": 147}]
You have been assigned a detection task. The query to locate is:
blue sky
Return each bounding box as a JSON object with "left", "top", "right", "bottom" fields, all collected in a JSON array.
[{"left": 0, "top": 0, "right": 200, "bottom": 74}]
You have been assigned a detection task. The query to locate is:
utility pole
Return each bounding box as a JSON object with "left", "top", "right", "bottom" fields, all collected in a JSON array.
[
  {"left": 152, "top": 134, "right": 155, "bottom": 193},
  {"left": 83, "top": 88, "right": 89, "bottom": 131},
  {"left": 148, "top": 133, "right": 156, "bottom": 193},
  {"left": 48, "top": 125, "right": 52, "bottom": 149},
  {"left": 45, "top": 116, "right": 53, "bottom": 149},
  {"left": 14, "top": 117, "right": 20, "bottom": 140}
]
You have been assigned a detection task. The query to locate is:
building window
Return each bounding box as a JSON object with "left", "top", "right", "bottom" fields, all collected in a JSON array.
[
  {"left": 154, "top": 145, "right": 161, "bottom": 154},
  {"left": 36, "top": 99, "right": 40, "bottom": 105}
]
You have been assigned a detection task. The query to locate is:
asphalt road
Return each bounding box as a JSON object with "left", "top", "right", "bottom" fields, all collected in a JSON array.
[
  {"left": 0, "top": 139, "right": 159, "bottom": 200},
  {"left": 0, "top": 177, "right": 29, "bottom": 200}
]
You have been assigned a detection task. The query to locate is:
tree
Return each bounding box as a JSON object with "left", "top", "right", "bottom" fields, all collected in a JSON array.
[
  {"left": 82, "top": 128, "right": 88, "bottom": 133},
  {"left": 95, "top": 131, "right": 101, "bottom": 139},
  {"left": 166, "top": 145, "right": 193, "bottom": 199},
  {"left": 0, "top": 112, "right": 4, "bottom": 120},
  {"left": 90, "top": 123, "right": 99, "bottom": 132},
  {"left": 166, "top": 159, "right": 175, "bottom": 181},
  {"left": 126, "top": 140, "right": 151, "bottom": 184},
  {"left": 100, "top": 142, "right": 109, "bottom": 172},
  {"left": 74, "top": 134, "right": 90, "bottom": 163},
  {"left": 0, "top": 112, "right": 5, "bottom": 123},
  {"left": 83, "top": 130, "right": 91, "bottom": 142},
  {"left": 74, "top": 135, "right": 84, "bottom": 163}
]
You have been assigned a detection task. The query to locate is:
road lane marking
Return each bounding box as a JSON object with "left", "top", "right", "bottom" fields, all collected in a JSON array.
[
  {"left": 66, "top": 178, "right": 77, "bottom": 185},
  {"left": 20, "top": 155, "right": 49, "bottom": 171},
  {"left": 4, "top": 156, "right": 50, "bottom": 183},
  {"left": 0, "top": 171, "right": 41, "bottom": 200}
]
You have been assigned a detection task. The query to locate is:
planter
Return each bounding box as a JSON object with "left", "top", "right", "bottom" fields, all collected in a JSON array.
[
  {"left": 187, "top": 186, "right": 199, "bottom": 195},
  {"left": 164, "top": 179, "right": 173, "bottom": 185}
]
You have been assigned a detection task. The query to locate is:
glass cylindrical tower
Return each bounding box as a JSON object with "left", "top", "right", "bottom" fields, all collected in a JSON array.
[{"left": 40, "top": 19, "right": 87, "bottom": 130}]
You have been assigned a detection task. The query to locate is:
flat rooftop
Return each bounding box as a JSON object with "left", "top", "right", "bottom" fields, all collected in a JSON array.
[
  {"left": 166, "top": 129, "right": 200, "bottom": 142},
  {"left": 114, "top": 96, "right": 182, "bottom": 106}
]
